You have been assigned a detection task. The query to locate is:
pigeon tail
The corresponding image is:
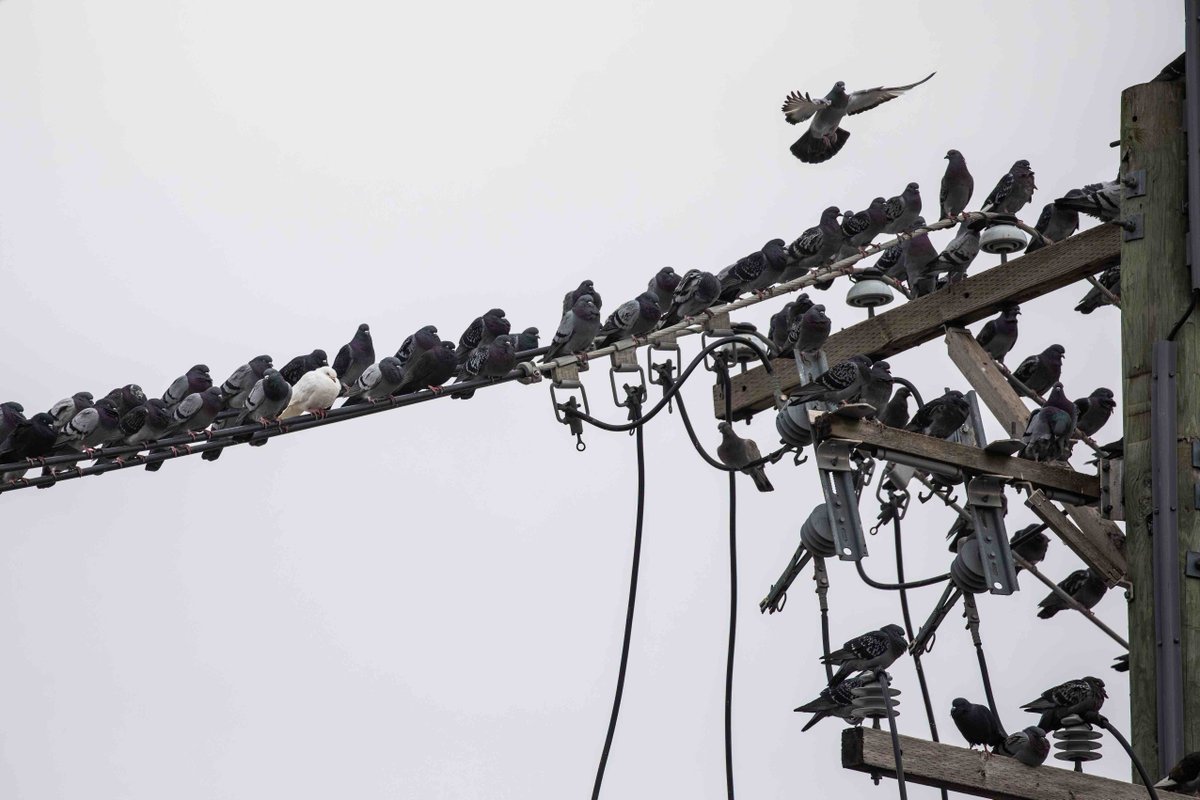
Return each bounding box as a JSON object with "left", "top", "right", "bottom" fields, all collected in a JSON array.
[
  {"left": 790, "top": 128, "right": 850, "bottom": 164},
  {"left": 800, "top": 711, "right": 830, "bottom": 732},
  {"left": 1036, "top": 605, "right": 1060, "bottom": 619},
  {"left": 749, "top": 467, "right": 774, "bottom": 492}
]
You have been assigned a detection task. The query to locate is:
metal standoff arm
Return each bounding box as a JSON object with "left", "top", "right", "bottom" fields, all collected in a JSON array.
[
  {"left": 815, "top": 438, "right": 869, "bottom": 561},
  {"left": 965, "top": 475, "right": 1017, "bottom": 595}
]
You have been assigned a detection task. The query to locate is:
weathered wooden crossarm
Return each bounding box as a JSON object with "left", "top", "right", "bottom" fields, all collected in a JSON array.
[
  {"left": 841, "top": 727, "right": 1150, "bottom": 800},
  {"left": 713, "top": 223, "right": 1121, "bottom": 419},
  {"left": 813, "top": 415, "right": 1101, "bottom": 501},
  {"left": 1025, "top": 490, "right": 1129, "bottom": 586}
]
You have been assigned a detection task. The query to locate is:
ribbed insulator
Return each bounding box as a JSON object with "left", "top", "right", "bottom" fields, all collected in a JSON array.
[
  {"left": 849, "top": 680, "right": 902, "bottom": 721},
  {"left": 1052, "top": 715, "right": 1103, "bottom": 763},
  {"left": 950, "top": 536, "right": 989, "bottom": 595},
  {"left": 775, "top": 402, "right": 813, "bottom": 448},
  {"left": 799, "top": 504, "right": 838, "bottom": 558}
]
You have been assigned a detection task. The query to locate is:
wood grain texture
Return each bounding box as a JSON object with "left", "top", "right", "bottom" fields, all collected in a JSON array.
[
  {"left": 1025, "top": 491, "right": 1128, "bottom": 587},
  {"left": 944, "top": 327, "right": 1032, "bottom": 440}
]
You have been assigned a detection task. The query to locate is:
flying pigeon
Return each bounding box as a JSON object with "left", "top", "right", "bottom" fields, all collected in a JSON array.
[
  {"left": 281, "top": 366, "right": 341, "bottom": 419},
  {"left": 905, "top": 389, "right": 970, "bottom": 439},
  {"left": 455, "top": 335, "right": 518, "bottom": 399},
  {"left": 48, "top": 392, "right": 94, "bottom": 431},
  {"left": 647, "top": 267, "right": 682, "bottom": 310},
  {"left": 794, "top": 672, "right": 880, "bottom": 732},
  {"left": 1054, "top": 180, "right": 1121, "bottom": 223},
  {"left": 782, "top": 207, "right": 844, "bottom": 283},
  {"left": 395, "top": 325, "right": 440, "bottom": 369},
  {"left": 102, "top": 385, "right": 147, "bottom": 417},
  {"left": 1022, "top": 384, "right": 1079, "bottom": 462},
  {"left": 821, "top": 623, "right": 908, "bottom": 686},
  {"left": 659, "top": 270, "right": 720, "bottom": 328},
  {"left": 543, "top": 295, "right": 602, "bottom": 362},
  {"left": 145, "top": 388, "right": 224, "bottom": 472},
  {"left": 1026, "top": 192, "right": 1082, "bottom": 253},
  {"left": 218, "top": 355, "right": 273, "bottom": 410},
  {"left": 1009, "top": 344, "right": 1065, "bottom": 396},
  {"left": 880, "top": 386, "right": 911, "bottom": 428},
  {"left": 975, "top": 306, "right": 1021, "bottom": 363},
  {"left": 1075, "top": 266, "right": 1121, "bottom": 314},
  {"left": 394, "top": 340, "right": 459, "bottom": 397},
  {"left": 716, "top": 421, "right": 773, "bottom": 492},
  {"left": 1037, "top": 568, "right": 1108, "bottom": 619},
  {"left": 562, "top": 280, "right": 603, "bottom": 314},
  {"left": 883, "top": 182, "right": 922, "bottom": 235},
  {"left": 456, "top": 310, "right": 510, "bottom": 366},
  {"left": 788, "top": 303, "right": 831, "bottom": 356},
  {"left": 279, "top": 350, "right": 329, "bottom": 386},
  {"left": 940, "top": 150, "right": 974, "bottom": 220},
  {"left": 780, "top": 73, "right": 935, "bottom": 164},
  {"left": 950, "top": 698, "right": 1006, "bottom": 751},
  {"left": 981, "top": 159, "right": 1037, "bottom": 215},
  {"left": 999, "top": 727, "right": 1051, "bottom": 767},
  {"left": 597, "top": 292, "right": 661, "bottom": 347},
  {"left": 1010, "top": 524, "right": 1051, "bottom": 570},
  {"left": 859, "top": 361, "right": 894, "bottom": 417},
  {"left": 789, "top": 354, "right": 873, "bottom": 405},
  {"left": 1074, "top": 388, "right": 1117, "bottom": 437},
  {"left": 1154, "top": 752, "right": 1200, "bottom": 793},
  {"left": 160, "top": 364, "right": 212, "bottom": 411},
  {"left": 342, "top": 357, "right": 406, "bottom": 406},
  {"left": 1021, "top": 676, "right": 1107, "bottom": 731},
  {"left": 332, "top": 323, "right": 376, "bottom": 394},
  {"left": 838, "top": 198, "right": 889, "bottom": 258},
  {"left": 928, "top": 219, "right": 987, "bottom": 285},
  {"left": 0, "top": 412, "right": 58, "bottom": 483}
]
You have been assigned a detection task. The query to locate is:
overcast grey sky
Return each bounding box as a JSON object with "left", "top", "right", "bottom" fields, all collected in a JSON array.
[{"left": 0, "top": 1, "right": 1181, "bottom": 798}]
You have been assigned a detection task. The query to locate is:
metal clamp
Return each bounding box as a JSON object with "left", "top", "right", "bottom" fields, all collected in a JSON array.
[
  {"left": 608, "top": 347, "right": 647, "bottom": 410},
  {"left": 647, "top": 335, "right": 681, "bottom": 412},
  {"left": 815, "top": 438, "right": 869, "bottom": 561},
  {"left": 966, "top": 475, "right": 1017, "bottom": 595},
  {"left": 1122, "top": 168, "right": 1146, "bottom": 199},
  {"left": 549, "top": 365, "right": 590, "bottom": 452}
]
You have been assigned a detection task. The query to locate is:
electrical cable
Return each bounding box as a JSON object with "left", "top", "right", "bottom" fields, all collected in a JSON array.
[
  {"left": 854, "top": 559, "right": 950, "bottom": 591},
  {"left": 1090, "top": 715, "right": 1160, "bottom": 800},
  {"left": 720, "top": 366, "right": 737, "bottom": 800},
  {"left": 1167, "top": 288, "right": 1199, "bottom": 342}
]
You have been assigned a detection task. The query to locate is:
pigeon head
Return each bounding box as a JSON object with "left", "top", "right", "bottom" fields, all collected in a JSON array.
[
  {"left": 29, "top": 412, "right": 56, "bottom": 428},
  {"left": 250, "top": 355, "right": 274, "bottom": 372},
  {"left": 1084, "top": 676, "right": 1107, "bottom": 697},
  {"left": 950, "top": 698, "right": 970, "bottom": 712},
  {"left": 905, "top": 182, "right": 919, "bottom": 193},
  {"left": 94, "top": 398, "right": 119, "bottom": 415},
  {"left": 869, "top": 361, "right": 893, "bottom": 381},
  {"left": 1092, "top": 388, "right": 1117, "bottom": 408},
  {"left": 893, "top": 386, "right": 911, "bottom": 399},
  {"left": 945, "top": 149, "right": 961, "bottom": 160},
  {"left": 75, "top": 391, "right": 94, "bottom": 402},
  {"left": 2, "top": 401, "right": 24, "bottom": 413},
  {"left": 654, "top": 267, "right": 681, "bottom": 292},
  {"left": 821, "top": 205, "right": 841, "bottom": 222},
  {"left": 881, "top": 623, "right": 907, "bottom": 642},
  {"left": 312, "top": 349, "right": 329, "bottom": 365},
  {"left": 357, "top": 323, "right": 370, "bottom": 333},
  {"left": 849, "top": 354, "right": 874, "bottom": 368},
  {"left": 1013, "top": 159, "right": 1031, "bottom": 169},
  {"left": 190, "top": 364, "right": 210, "bottom": 374},
  {"left": 793, "top": 293, "right": 814, "bottom": 314},
  {"left": 909, "top": 215, "right": 927, "bottom": 230},
  {"left": 126, "top": 385, "right": 147, "bottom": 404},
  {"left": 315, "top": 366, "right": 339, "bottom": 384},
  {"left": 483, "top": 313, "right": 511, "bottom": 336},
  {"left": 1002, "top": 305, "right": 1021, "bottom": 319},
  {"left": 574, "top": 295, "right": 600, "bottom": 319},
  {"left": 1044, "top": 344, "right": 1066, "bottom": 363}
]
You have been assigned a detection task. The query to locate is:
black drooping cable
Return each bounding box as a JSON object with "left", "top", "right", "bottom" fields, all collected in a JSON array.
[
  {"left": 854, "top": 559, "right": 950, "bottom": 591},
  {"left": 1167, "top": 287, "right": 1200, "bottom": 341},
  {"left": 591, "top": 395, "right": 646, "bottom": 800},
  {"left": 720, "top": 364, "right": 737, "bottom": 800},
  {"left": 1089, "top": 715, "right": 1160, "bottom": 800},
  {"left": 961, "top": 593, "right": 1002, "bottom": 733}
]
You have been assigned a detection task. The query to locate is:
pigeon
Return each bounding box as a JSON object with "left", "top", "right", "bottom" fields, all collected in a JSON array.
[
  {"left": 144, "top": 388, "right": 224, "bottom": 472},
  {"left": 455, "top": 335, "right": 518, "bottom": 399},
  {"left": 0, "top": 412, "right": 58, "bottom": 483},
  {"left": 821, "top": 623, "right": 908, "bottom": 686},
  {"left": 883, "top": 182, "right": 922, "bottom": 235},
  {"left": 55, "top": 398, "right": 122, "bottom": 453},
  {"left": 279, "top": 350, "right": 329, "bottom": 386},
  {"left": 1037, "top": 568, "right": 1108, "bottom": 619},
  {"left": 859, "top": 361, "right": 894, "bottom": 417},
  {"left": 1010, "top": 524, "right": 1051, "bottom": 570},
  {"left": 1074, "top": 388, "right": 1117, "bottom": 437},
  {"left": 1021, "top": 676, "right": 1107, "bottom": 732},
  {"left": 748, "top": 238, "right": 793, "bottom": 294},
  {"left": 102, "top": 384, "right": 147, "bottom": 417},
  {"left": 395, "top": 325, "right": 440, "bottom": 369},
  {"left": 928, "top": 219, "right": 986, "bottom": 285},
  {"left": 543, "top": 295, "right": 603, "bottom": 362},
  {"left": 838, "top": 197, "right": 889, "bottom": 258},
  {"left": 1022, "top": 384, "right": 1079, "bottom": 463},
  {"left": 716, "top": 421, "right": 773, "bottom": 492},
  {"left": 562, "top": 280, "right": 603, "bottom": 314},
  {"left": 342, "top": 357, "right": 406, "bottom": 406},
  {"left": 879, "top": 386, "right": 911, "bottom": 428},
  {"left": 781, "top": 207, "right": 844, "bottom": 283},
  {"left": 394, "top": 340, "right": 459, "bottom": 396},
  {"left": 48, "top": 392, "right": 94, "bottom": 431},
  {"left": 902, "top": 221, "right": 941, "bottom": 296},
  {"left": 875, "top": 243, "right": 904, "bottom": 280},
  {"left": 975, "top": 306, "right": 1021, "bottom": 363},
  {"left": 332, "top": 323, "right": 375, "bottom": 394},
  {"left": 203, "top": 369, "right": 293, "bottom": 461},
  {"left": 1112, "top": 654, "right": 1130, "bottom": 673},
  {"left": 768, "top": 301, "right": 797, "bottom": 353},
  {"left": 940, "top": 149, "right": 974, "bottom": 219},
  {"left": 160, "top": 364, "right": 212, "bottom": 411},
  {"left": 1054, "top": 180, "right": 1121, "bottom": 223},
  {"left": 789, "top": 354, "right": 873, "bottom": 405},
  {"left": 1010, "top": 345, "right": 1066, "bottom": 396},
  {"left": 659, "top": 270, "right": 720, "bottom": 328},
  {"left": 281, "top": 366, "right": 341, "bottom": 419},
  {"left": 1154, "top": 752, "right": 1200, "bottom": 793},
  {"left": 0, "top": 402, "right": 26, "bottom": 444},
  {"left": 781, "top": 73, "right": 935, "bottom": 164},
  {"left": 950, "top": 698, "right": 1006, "bottom": 751},
  {"left": 1026, "top": 192, "right": 1082, "bottom": 253},
  {"left": 788, "top": 303, "right": 831, "bottom": 355},
  {"left": 218, "top": 355, "right": 273, "bottom": 410},
  {"left": 597, "top": 292, "right": 661, "bottom": 347},
  {"left": 113, "top": 399, "right": 172, "bottom": 448},
  {"left": 794, "top": 672, "right": 879, "bottom": 732},
  {"left": 1075, "top": 265, "right": 1121, "bottom": 314},
  {"left": 456, "top": 310, "right": 510, "bottom": 366},
  {"left": 905, "top": 390, "right": 970, "bottom": 439},
  {"left": 999, "top": 726, "right": 1051, "bottom": 767},
  {"left": 981, "top": 159, "right": 1037, "bottom": 215},
  {"left": 511, "top": 327, "right": 541, "bottom": 356},
  {"left": 717, "top": 250, "right": 769, "bottom": 302},
  {"left": 647, "top": 267, "right": 682, "bottom": 309}
]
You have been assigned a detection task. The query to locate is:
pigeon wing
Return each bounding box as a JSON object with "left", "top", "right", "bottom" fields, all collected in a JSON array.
[{"left": 846, "top": 72, "right": 935, "bottom": 115}]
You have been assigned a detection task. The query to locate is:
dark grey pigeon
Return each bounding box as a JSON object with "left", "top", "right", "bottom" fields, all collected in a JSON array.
[
  {"left": 1154, "top": 752, "right": 1200, "bottom": 793},
  {"left": 455, "top": 335, "right": 518, "bottom": 399},
  {"left": 161, "top": 365, "right": 213, "bottom": 411},
  {"left": 940, "top": 149, "right": 974, "bottom": 219},
  {"left": 0, "top": 402, "right": 26, "bottom": 445},
  {"left": 1075, "top": 265, "right": 1121, "bottom": 314},
  {"left": 145, "top": 388, "right": 224, "bottom": 472},
  {"left": 880, "top": 386, "right": 911, "bottom": 428},
  {"left": 1011, "top": 524, "right": 1051, "bottom": 570},
  {"left": 456, "top": 310, "right": 510, "bottom": 367},
  {"left": 788, "top": 303, "right": 831, "bottom": 355},
  {"left": 821, "top": 623, "right": 908, "bottom": 686},
  {"left": 563, "top": 280, "right": 603, "bottom": 314},
  {"left": 647, "top": 267, "right": 682, "bottom": 310},
  {"left": 747, "top": 238, "right": 792, "bottom": 294},
  {"left": 790, "top": 354, "right": 873, "bottom": 405},
  {"left": 717, "top": 249, "right": 768, "bottom": 302},
  {"left": 1054, "top": 180, "right": 1121, "bottom": 223},
  {"left": 875, "top": 243, "right": 904, "bottom": 280},
  {"left": 0, "top": 413, "right": 58, "bottom": 483},
  {"left": 218, "top": 355, "right": 273, "bottom": 410},
  {"left": 343, "top": 357, "right": 405, "bottom": 406},
  {"left": 102, "top": 385, "right": 147, "bottom": 418},
  {"left": 511, "top": 327, "right": 541, "bottom": 356},
  {"left": 659, "top": 270, "right": 720, "bottom": 328},
  {"left": 332, "top": 323, "right": 375, "bottom": 393},
  {"left": 794, "top": 672, "right": 879, "bottom": 732},
  {"left": 203, "top": 369, "right": 292, "bottom": 462},
  {"left": 1010, "top": 344, "right": 1065, "bottom": 396},
  {"left": 905, "top": 390, "right": 970, "bottom": 439},
  {"left": 114, "top": 399, "right": 172, "bottom": 447},
  {"left": 395, "top": 325, "right": 440, "bottom": 369},
  {"left": 928, "top": 219, "right": 986, "bottom": 285},
  {"left": 859, "top": 361, "right": 894, "bottom": 417},
  {"left": 981, "top": 159, "right": 1037, "bottom": 215},
  {"left": 1026, "top": 192, "right": 1081, "bottom": 253},
  {"left": 1021, "top": 676, "right": 1107, "bottom": 732},
  {"left": 1037, "top": 568, "right": 1108, "bottom": 619},
  {"left": 1074, "top": 388, "right": 1116, "bottom": 437},
  {"left": 838, "top": 198, "right": 889, "bottom": 258},
  {"left": 781, "top": 73, "right": 935, "bottom": 163},
  {"left": 55, "top": 398, "right": 122, "bottom": 453},
  {"left": 950, "top": 698, "right": 1006, "bottom": 751},
  {"left": 1000, "top": 727, "right": 1051, "bottom": 767},
  {"left": 768, "top": 301, "right": 796, "bottom": 354},
  {"left": 903, "top": 221, "right": 941, "bottom": 296},
  {"left": 394, "top": 340, "right": 458, "bottom": 397},
  {"left": 279, "top": 350, "right": 328, "bottom": 386},
  {"left": 543, "top": 296, "right": 603, "bottom": 362},
  {"left": 782, "top": 206, "right": 844, "bottom": 283},
  {"left": 883, "top": 182, "right": 922, "bottom": 234},
  {"left": 598, "top": 292, "right": 661, "bottom": 347},
  {"left": 48, "top": 392, "right": 94, "bottom": 431},
  {"left": 716, "top": 421, "right": 773, "bottom": 492},
  {"left": 975, "top": 306, "right": 1021, "bottom": 363}
]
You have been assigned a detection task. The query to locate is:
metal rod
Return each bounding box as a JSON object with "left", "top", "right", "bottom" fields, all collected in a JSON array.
[
  {"left": 962, "top": 593, "right": 1003, "bottom": 734},
  {"left": 1013, "top": 554, "right": 1130, "bottom": 650},
  {"left": 875, "top": 670, "right": 908, "bottom": 800},
  {"left": 1186, "top": 0, "right": 1200, "bottom": 289}
]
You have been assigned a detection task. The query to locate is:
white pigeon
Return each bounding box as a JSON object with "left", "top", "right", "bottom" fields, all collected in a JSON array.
[{"left": 281, "top": 366, "right": 341, "bottom": 419}]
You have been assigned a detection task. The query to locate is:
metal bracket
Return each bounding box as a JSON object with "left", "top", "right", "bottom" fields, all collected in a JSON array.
[
  {"left": 966, "top": 475, "right": 1017, "bottom": 595},
  {"left": 608, "top": 348, "right": 646, "bottom": 409},
  {"left": 1120, "top": 214, "right": 1144, "bottom": 241},
  {"left": 1186, "top": 551, "right": 1200, "bottom": 579},
  {"left": 759, "top": 544, "right": 811, "bottom": 614},
  {"left": 815, "top": 438, "right": 868, "bottom": 561},
  {"left": 1100, "top": 458, "right": 1125, "bottom": 520},
  {"left": 812, "top": 556, "right": 830, "bottom": 611},
  {"left": 1122, "top": 168, "right": 1147, "bottom": 199}
]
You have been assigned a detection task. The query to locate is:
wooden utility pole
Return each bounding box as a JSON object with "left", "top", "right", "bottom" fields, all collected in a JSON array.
[{"left": 1121, "top": 79, "right": 1195, "bottom": 778}]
